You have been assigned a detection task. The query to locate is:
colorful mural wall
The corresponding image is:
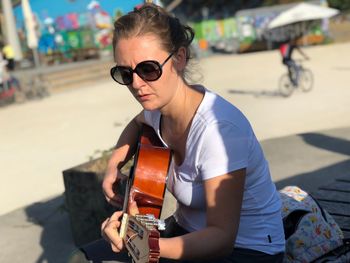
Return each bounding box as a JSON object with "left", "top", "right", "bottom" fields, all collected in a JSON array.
[
  {"left": 38, "top": 4, "right": 112, "bottom": 54},
  {"left": 191, "top": 1, "right": 330, "bottom": 56},
  {"left": 14, "top": 0, "right": 331, "bottom": 62},
  {"left": 14, "top": 0, "right": 142, "bottom": 63}
]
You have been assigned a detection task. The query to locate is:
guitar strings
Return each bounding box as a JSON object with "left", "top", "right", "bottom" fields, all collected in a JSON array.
[{"left": 126, "top": 233, "right": 139, "bottom": 245}]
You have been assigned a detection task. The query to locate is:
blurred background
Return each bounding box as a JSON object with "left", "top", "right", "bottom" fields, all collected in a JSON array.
[
  {"left": 0, "top": 0, "right": 349, "bottom": 69},
  {"left": 1, "top": 0, "right": 349, "bottom": 102}
]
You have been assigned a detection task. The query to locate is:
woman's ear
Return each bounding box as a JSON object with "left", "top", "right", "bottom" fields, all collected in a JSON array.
[{"left": 174, "top": 47, "right": 187, "bottom": 72}]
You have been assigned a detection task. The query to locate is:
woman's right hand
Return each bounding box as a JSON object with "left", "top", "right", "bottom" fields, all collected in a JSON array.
[
  {"left": 102, "top": 113, "right": 143, "bottom": 207},
  {"left": 102, "top": 168, "right": 127, "bottom": 207}
]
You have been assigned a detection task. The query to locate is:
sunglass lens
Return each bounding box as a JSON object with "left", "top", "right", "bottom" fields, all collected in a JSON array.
[
  {"left": 136, "top": 61, "right": 162, "bottom": 81},
  {"left": 113, "top": 67, "right": 133, "bottom": 85}
]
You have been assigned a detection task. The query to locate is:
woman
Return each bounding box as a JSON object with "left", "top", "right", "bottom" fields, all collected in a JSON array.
[{"left": 69, "top": 3, "right": 285, "bottom": 263}]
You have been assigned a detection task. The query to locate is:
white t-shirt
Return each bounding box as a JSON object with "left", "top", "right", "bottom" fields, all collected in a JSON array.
[{"left": 144, "top": 86, "right": 285, "bottom": 255}]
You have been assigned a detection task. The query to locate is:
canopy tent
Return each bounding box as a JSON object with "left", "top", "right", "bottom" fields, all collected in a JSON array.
[
  {"left": 1, "top": 0, "right": 23, "bottom": 60},
  {"left": 22, "top": 0, "right": 38, "bottom": 49},
  {"left": 264, "top": 3, "right": 339, "bottom": 43},
  {"left": 22, "top": 0, "right": 40, "bottom": 67},
  {"left": 268, "top": 3, "right": 339, "bottom": 29}
]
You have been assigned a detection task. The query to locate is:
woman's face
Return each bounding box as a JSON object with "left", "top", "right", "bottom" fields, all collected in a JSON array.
[{"left": 114, "top": 34, "right": 181, "bottom": 112}]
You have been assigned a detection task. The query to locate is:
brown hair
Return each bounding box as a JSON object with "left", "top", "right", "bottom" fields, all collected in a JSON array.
[{"left": 112, "top": 3, "right": 195, "bottom": 62}]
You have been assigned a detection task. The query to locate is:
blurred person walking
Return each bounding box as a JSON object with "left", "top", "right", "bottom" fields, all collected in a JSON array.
[
  {"left": 0, "top": 50, "right": 9, "bottom": 90},
  {"left": 0, "top": 42, "right": 21, "bottom": 93},
  {"left": 1, "top": 41, "right": 16, "bottom": 71}
]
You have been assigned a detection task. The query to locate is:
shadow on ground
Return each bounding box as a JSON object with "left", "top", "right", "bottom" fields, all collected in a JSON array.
[
  {"left": 275, "top": 159, "right": 350, "bottom": 193},
  {"left": 300, "top": 132, "right": 350, "bottom": 157},
  {"left": 270, "top": 130, "right": 350, "bottom": 193},
  {"left": 25, "top": 195, "right": 76, "bottom": 263}
]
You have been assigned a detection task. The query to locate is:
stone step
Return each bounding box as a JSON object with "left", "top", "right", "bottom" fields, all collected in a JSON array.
[
  {"left": 14, "top": 58, "right": 115, "bottom": 94},
  {"left": 45, "top": 61, "right": 114, "bottom": 91}
]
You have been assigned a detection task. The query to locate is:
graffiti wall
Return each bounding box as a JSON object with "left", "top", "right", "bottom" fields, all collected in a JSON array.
[
  {"left": 14, "top": 0, "right": 332, "bottom": 61},
  {"left": 14, "top": 0, "right": 142, "bottom": 62},
  {"left": 191, "top": 1, "right": 331, "bottom": 56}
]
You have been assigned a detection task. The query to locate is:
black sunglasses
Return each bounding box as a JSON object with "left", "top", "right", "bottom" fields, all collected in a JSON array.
[{"left": 110, "top": 53, "right": 174, "bottom": 85}]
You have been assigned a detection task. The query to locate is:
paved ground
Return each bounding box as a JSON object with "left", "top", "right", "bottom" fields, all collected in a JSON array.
[{"left": 0, "top": 42, "right": 350, "bottom": 263}]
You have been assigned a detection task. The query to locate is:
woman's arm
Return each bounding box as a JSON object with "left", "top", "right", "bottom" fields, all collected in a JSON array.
[
  {"left": 159, "top": 168, "right": 246, "bottom": 260},
  {"left": 102, "top": 111, "right": 145, "bottom": 206}
]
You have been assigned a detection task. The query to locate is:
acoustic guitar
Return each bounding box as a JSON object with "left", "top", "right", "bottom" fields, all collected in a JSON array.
[{"left": 119, "top": 124, "right": 172, "bottom": 263}]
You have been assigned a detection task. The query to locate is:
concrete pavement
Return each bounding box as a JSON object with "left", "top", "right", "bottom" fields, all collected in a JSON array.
[{"left": 0, "top": 42, "right": 350, "bottom": 262}]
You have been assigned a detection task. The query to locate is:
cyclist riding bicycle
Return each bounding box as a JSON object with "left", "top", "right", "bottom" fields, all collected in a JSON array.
[{"left": 279, "top": 38, "right": 309, "bottom": 86}]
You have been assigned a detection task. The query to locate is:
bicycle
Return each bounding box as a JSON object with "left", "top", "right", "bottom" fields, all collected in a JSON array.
[{"left": 278, "top": 59, "right": 314, "bottom": 97}]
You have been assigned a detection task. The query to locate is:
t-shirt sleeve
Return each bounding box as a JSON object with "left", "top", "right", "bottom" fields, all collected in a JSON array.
[{"left": 198, "top": 122, "right": 249, "bottom": 180}]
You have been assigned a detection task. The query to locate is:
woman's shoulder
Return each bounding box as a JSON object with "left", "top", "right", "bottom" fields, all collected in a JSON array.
[{"left": 197, "top": 88, "right": 249, "bottom": 127}]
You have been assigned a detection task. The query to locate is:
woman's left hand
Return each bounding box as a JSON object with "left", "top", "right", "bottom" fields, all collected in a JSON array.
[
  {"left": 101, "top": 211, "right": 125, "bottom": 253},
  {"left": 101, "top": 198, "right": 140, "bottom": 253}
]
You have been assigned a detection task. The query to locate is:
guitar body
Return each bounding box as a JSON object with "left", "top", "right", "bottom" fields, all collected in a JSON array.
[
  {"left": 120, "top": 125, "right": 171, "bottom": 263},
  {"left": 125, "top": 124, "right": 172, "bottom": 218}
]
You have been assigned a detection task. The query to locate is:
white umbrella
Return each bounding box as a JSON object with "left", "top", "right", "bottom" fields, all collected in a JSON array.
[
  {"left": 268, "top": 3, "right": 339, "bottom": 29},
  {"left": 22, "top": 0, "right": 40, "bottom": 67},
  {"left": 22, "top": 0, "right": 38, "bottom": 49},
  {"left": 1, "top": 0, "right": 23, "bottom": 60}
]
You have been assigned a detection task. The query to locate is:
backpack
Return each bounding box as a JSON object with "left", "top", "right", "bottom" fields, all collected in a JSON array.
[{"left": 279, "top": 186, "right": 344, "bottom": 263}]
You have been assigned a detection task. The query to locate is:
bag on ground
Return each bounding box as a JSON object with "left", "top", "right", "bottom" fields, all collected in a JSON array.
[{"left": 279, "top": 186, "right": 344, "bottom": 263}]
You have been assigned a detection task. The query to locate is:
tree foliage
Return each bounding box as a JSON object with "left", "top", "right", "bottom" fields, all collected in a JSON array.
[
  {"left": 327, "top": 0, "right": 350, "bottom": 11},
  {"left": 264, "top": 0, "right": 350, "bottom": 11}
]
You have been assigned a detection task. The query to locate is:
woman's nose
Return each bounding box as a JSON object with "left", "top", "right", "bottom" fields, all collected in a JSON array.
[{"left": 131, "top": 72, "right": 146, "bottom": 88}]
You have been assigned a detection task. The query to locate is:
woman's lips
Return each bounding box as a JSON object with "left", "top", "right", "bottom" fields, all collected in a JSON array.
[{"left": 138, "top": 94, "right": 151, "bottom": 102}]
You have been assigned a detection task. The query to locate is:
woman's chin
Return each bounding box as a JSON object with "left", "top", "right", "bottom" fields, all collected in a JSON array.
[{"left": 140, "top": 102, "right": 159, "bottom": 111}]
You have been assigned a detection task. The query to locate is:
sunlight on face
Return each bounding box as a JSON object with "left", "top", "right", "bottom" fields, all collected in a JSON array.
[{"left": 114, "top": 35, "right": 180, "bottom": 112}]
